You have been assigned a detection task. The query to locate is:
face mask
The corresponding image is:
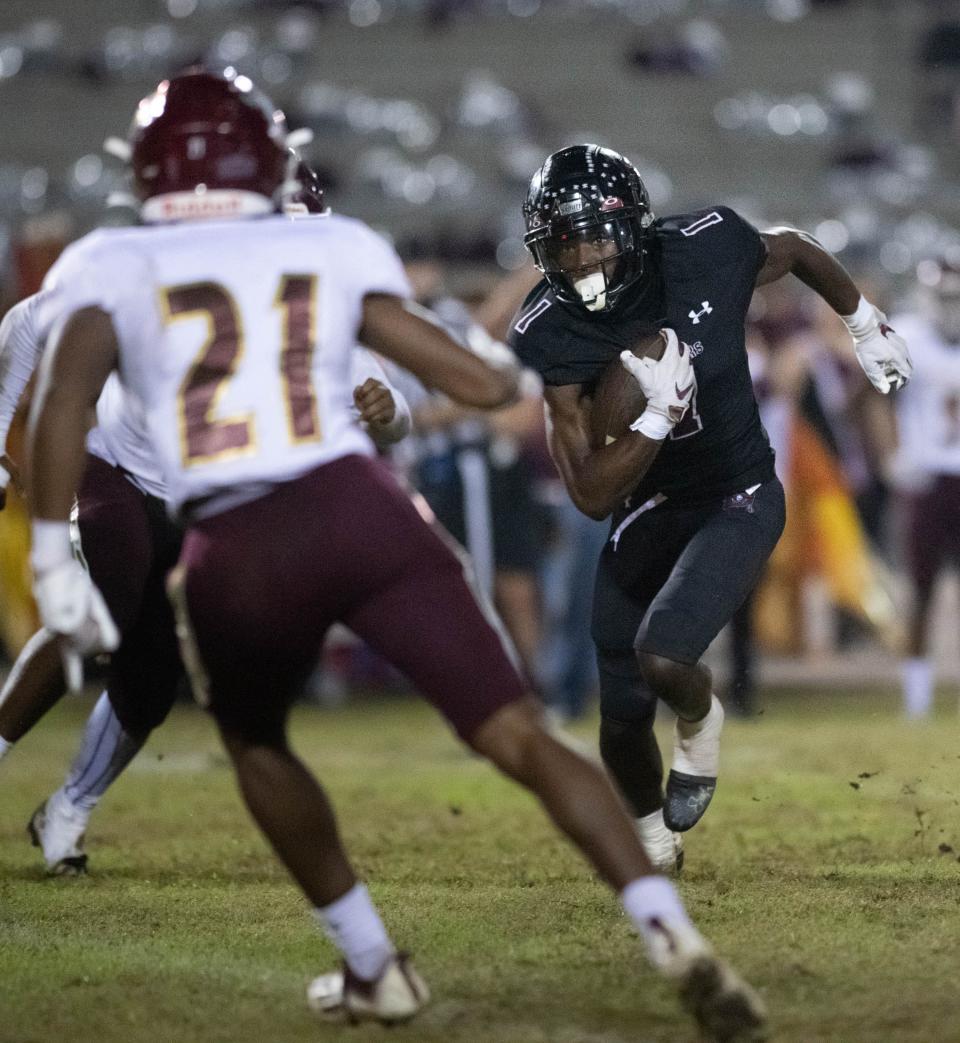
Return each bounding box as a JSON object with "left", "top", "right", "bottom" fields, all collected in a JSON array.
[{"left": 573, "top": 271, "right": 608, "bottom": 312}]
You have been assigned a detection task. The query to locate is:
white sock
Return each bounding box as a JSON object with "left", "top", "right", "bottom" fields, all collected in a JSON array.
[
  {"left": 314, "top": 882, "right": 394, "bottom": 981},
  {"left": 62, "top": 692, "right": 143, "bottom": 812},
  {"left": 621, "top": 876, "right": 691, "bottom": 932},
  {"left": 0, "top": 736, "right": 11, "bottom": 762},
  {"left": 46, "top": 787, "right": 91, "bottom": 838},
  {"left": 901, "top": 658, "right": 933, "bottom": 719},
  {"left": 621, "top": 876, "right": 704, "bottom": 971},
  {"left": 636, "top": 809, "right": 679, "bottom": 870},
  {"left": 673, "top": 694, "right": 724, "bottom": 777}
]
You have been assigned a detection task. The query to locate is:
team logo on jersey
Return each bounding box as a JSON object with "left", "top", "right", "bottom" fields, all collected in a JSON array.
[
  {"left": 689, "top": 301, "right": 713, "bottom": 324},
  {"left": 723, "top": 484, "right": 761, "bottom": 514}
]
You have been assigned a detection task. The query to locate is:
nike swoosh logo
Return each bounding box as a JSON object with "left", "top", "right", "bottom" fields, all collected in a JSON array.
[
  {"left": 880, "top": 323, "right": 895, "bottom": 338},
  {"left": 675, "top": 381, "right": 694, "bottom": 400}
]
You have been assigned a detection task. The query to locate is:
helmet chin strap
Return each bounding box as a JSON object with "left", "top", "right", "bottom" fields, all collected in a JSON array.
[{"left": 573, "top": 272, "right": 608, "bottom": 312}]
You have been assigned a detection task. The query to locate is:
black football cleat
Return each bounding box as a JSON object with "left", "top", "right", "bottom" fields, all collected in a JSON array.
[
  {"left": 666, "top": 695, "right": 724, "bottom": 831},
  {"left": 664, "top": 771, "right": 717, "bottom": 832}
]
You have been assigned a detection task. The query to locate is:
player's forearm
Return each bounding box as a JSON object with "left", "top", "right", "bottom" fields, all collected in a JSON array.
[
  {"left": 27, "top": 385, "right": 90, "bottom": 521},
  {"left": 760, "top": 228, "right": 912, "bottom": 394},
  {"left": 27, "top": 308, "right": 117, "bottom": 521},
  {"left": 789, "top": 241, "right": 860, "bottom": 315},
  {"left": 759, "top": 228, "right": 859, "bottom": 315},
  {"left": 368, "top": 391, "right": 412, "bottom": 447},
  {"left": 554, "top": 434, "right": 662, "bottom": 520},
  {"left": 408, "top": 340, "right": 519, "bottom": 409},
  {"left": 361, "top": 295, "right": 520, "bottom": 409}
]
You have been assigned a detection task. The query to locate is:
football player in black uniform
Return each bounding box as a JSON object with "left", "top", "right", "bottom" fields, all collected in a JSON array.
[{"left": 510, "top": 144, "right": 912, "bottom": 872}]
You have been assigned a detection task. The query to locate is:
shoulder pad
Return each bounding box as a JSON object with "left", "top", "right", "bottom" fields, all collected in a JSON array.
[{"left": 656, "top": 206, "right": 761, "bottom": 277}]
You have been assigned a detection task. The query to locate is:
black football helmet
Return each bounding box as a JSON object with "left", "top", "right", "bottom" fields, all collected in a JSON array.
[{"left": 523, "top": 144, "right": 655, "bottom": 312}]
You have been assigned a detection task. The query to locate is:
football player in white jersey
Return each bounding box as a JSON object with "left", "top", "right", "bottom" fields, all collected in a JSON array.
[
  {"left": 25, "top": 68, "right": 767, "bottom": 1040},
  {"left": 888, "top": 258, "right": 960, "bottom": 718},
  {"left": 0, "top": 284, "right": 411, "bottom": 875}
]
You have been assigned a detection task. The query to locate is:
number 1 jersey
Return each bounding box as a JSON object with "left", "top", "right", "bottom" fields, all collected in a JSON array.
[
  {"left": 39, "top": 213, "right": 410, "bottom": 516},
  {"left": 509, "top": 206, "right": 775, "bottom": 508}
]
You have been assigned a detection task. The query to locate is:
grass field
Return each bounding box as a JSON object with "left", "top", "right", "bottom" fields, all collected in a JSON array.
[{"left": 2, "top": 686, "right": 960, "bottom": 1043}]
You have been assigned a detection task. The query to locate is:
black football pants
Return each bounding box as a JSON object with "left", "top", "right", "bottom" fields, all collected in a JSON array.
[
  {"left": 590, "top": 478, "right": 785, "bottom": 815},
  {"left": 588, "top": 475, "right": 784, "bottom": 725}
]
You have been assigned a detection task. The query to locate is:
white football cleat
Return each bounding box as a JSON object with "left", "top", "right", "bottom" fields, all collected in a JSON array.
[
  {"left": 27, "top": 792, "right": 89, "bottom": 876},
  {"left": 307, "top": 952, "right": 429, "bottom": 1025},
  {"left": 645, "top": 919, "right": 768, "bottom": 1042},
  {"left": 637, "top": 809, "right": 684, "bottom": 875}
]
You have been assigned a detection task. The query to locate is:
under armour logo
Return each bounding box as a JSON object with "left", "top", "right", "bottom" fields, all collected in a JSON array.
[
  {"left": 686, "top": 786, "right": 713, "bottom": 811},
  {"left": 688, "top": 301, "right": 713, "bottom": 324}
]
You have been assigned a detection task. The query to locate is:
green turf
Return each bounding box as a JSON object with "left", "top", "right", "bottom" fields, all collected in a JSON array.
[{"left": 2, "top": 687, "right": 959, "bottom": 1043}]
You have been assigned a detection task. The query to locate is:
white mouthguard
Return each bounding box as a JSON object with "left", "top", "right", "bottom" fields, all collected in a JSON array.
[{"left": 573, "top": 272, "right": 607, "bottom": 311}]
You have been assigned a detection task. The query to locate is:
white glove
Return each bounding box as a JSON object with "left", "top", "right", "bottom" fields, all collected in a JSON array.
[
  {"left": 32, "top": 559, "right": 120, "bottom": 692},
  {"left": 841, "top": 296, "right": 913, "bottom": 394},
  {"left": 620, "top": 328, "right": 696, "bottom": 440}
]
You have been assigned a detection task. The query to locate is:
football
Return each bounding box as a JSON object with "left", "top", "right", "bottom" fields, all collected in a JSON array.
[{"left": 588, "top": 329, "right": 667, "bottom": 447}]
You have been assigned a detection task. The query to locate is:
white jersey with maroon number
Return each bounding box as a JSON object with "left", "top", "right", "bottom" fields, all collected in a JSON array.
[
  {"left": 39, "top": 213, "right": 410, "bottom": 515},
  {"left": 87, "top": 374, "right": 167, "bottom": 499},
  {"left": 890, "top": 312, "right": 960, "bottom": 477},
  {"left": 3, "top": 290, "right": 166, "bottom": 499}
]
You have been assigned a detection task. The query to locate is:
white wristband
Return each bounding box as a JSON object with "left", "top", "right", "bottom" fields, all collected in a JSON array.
[
  {"left": 629, "top": 409, "right": 674, "bottom": 441},
  {"left": 839, "top": 295, "right": 878, "bottom": 339},
  {"left": 30, "top": 520, "right": 73, "bottom": 574}
]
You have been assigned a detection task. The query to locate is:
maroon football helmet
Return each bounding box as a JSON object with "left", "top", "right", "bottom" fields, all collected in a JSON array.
[
  {"left": 282, "top": 152, "right": 327, "bottom": 215},
  {"left": 130, "top": 67, "right": 288, "bottom": 223}
]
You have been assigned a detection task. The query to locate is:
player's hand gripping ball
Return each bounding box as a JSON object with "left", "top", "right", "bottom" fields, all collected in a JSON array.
[{"left": 588, "top": 327, "right": 692, "bottom": 446}]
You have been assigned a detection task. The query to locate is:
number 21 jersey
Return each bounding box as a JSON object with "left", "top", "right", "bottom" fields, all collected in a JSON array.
[{"left": 39, "top": 213, "right": 410, "bottom": 515}]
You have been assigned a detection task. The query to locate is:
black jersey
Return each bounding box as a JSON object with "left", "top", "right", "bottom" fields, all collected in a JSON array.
[{"left": 509, "top": 205, "right": 775, "bottom": 509}]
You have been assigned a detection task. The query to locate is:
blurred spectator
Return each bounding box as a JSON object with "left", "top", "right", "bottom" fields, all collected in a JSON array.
[
  {"left": 537, "top": 490, "right": 607, "bottom": 722},
  {"left": 746, "top": 286, "right": 900, "bottom": 668},
  {"left": 886, "top": 257, "right": 960, "bottom": 718},
  {"left": 403, "top": 258, "right": 548, "bottom": 688},
  {"left": 627, "top": 20, "right": 726, "bottom": 77},
  {"left": 0, "top": 214, "right": 73, "bottom": 660}
]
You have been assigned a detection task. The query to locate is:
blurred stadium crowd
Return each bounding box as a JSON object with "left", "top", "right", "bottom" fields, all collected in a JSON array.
[{"left": 1, "top": 0, "right": 960, "bottom": 720}]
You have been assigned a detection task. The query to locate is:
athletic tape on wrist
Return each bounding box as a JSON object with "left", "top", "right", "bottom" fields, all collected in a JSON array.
[
  {"left": 629, "top": 409, "right": 674, "bottom": 441},
  {"left": 840, "top": 295, "right": 878, "bottom": 339},
  {"left": 30, "top": 520, "right": 73, "bottom": 573}
]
